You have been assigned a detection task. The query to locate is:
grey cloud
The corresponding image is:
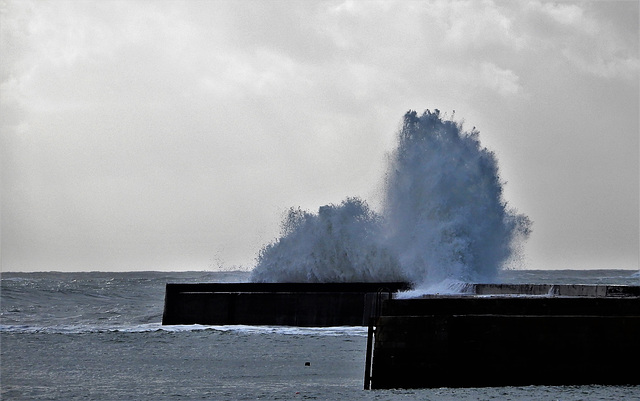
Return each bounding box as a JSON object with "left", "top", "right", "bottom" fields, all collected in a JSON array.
[{"left": 1, "top": 0, "right": 637, "bottom": 272}]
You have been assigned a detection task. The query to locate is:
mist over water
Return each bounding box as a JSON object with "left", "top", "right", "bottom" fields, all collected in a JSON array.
[{"left": 250, "top": 110, "right": 532, "bottom": 287}]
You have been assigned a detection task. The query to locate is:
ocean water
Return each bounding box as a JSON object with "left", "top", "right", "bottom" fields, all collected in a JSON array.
[{"left": 1, "top": 269, "right": 639, "bottom": 401}]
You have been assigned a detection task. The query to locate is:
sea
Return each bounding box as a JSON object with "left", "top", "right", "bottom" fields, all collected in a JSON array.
[{"left": 1, "top": 269, "right": 639, "bottom": 401}]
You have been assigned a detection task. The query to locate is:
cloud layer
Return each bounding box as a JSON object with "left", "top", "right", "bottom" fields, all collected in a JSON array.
[{"left": 1, "top": 0, "right": 638, "bottom": 271}]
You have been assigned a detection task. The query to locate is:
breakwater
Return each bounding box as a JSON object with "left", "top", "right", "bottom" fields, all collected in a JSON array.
[
  {"left": 162, "top": 282, "right": 410, "bottom": 327},
  {"left": 366, "top": 284, "right": 640, "bottom": 389},
  {"left": 162, "top": 282, "right": 639, "bottom": 388}
]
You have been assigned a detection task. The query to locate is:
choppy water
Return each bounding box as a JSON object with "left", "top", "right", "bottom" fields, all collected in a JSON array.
[{"left": 2, "top": 269, "right": 639, "bottom": 400}]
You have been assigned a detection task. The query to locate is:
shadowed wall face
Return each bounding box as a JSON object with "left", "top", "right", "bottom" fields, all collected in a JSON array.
[
  {"left": 162, "top": 282, "right": 410, "bottom": 327},
  {"left": 369, "top": 294, "right": 640, "bottom": 389}
]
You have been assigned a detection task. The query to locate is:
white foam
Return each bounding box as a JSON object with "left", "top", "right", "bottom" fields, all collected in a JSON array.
[
  {"left": 395, "top": 278, "right": 473, "bottom": 298},
  {"left": 0, "top": 323, "right": 367, "bottom": 336}
]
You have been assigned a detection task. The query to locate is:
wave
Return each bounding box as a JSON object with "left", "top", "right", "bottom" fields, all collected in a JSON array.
[
  {"left": 395, "top": 278, "right": 474, "bottom": 298},
  {"left": 251, "top": 110, "right": 532, "bottom": 287},
  {"left": 0, "top": 323, "right": 368, "bottom": 336}
]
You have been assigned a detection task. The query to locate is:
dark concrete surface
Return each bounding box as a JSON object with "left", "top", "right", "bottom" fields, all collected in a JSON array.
[
  {"left": 369, "top": 288, "right": 640, "bottom": 389},
  {"left": 162, "top": 282, "right": 411, "bottom": 326}
]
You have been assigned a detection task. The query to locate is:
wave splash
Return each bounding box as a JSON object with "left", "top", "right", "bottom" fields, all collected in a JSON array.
[
  {"left": 0, "top": 323, "right": 366, "bottom": 336},
  {"left": 250, "top": 110, "right": 532, "bottom": 288}
]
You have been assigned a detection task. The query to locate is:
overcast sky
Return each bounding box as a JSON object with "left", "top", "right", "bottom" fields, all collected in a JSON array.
[{"left": 1, "top": 0, "right": 638, "bottom": 272}]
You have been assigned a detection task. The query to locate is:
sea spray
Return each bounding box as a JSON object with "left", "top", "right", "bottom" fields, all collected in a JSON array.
[
  {"left": 250, "top": 198, "right": 403, "bottom": 282},
  {"left": 382, "top": 109, "right": 531, "bottom": 287},
  {"left": 250, "top": 110, "right": 531, "bottom": 288}
]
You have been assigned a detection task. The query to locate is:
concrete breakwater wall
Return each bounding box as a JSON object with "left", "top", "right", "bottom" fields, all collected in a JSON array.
[
  {"left": 162, "top": 282, "right": 639, "bottom": 387},
  {"left": 162, "top": 282, "right": 411, "bottom": 327},
  {"left": 368, "top": 286, "right": 640, "bottom": 389}
]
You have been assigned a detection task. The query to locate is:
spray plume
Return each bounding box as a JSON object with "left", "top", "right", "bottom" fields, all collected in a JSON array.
[{"left": 250, "top": 110, "right": 531, "bottom": 288}]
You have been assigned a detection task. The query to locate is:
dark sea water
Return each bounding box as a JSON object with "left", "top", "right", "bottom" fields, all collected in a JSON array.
[{"left": 2, "top": 269, "right": 639, "bottom": 401}]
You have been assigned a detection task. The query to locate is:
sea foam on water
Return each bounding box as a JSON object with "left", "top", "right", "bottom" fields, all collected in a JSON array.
[{"left": 250, "top": 110, "right": 531, "bottom": 289}]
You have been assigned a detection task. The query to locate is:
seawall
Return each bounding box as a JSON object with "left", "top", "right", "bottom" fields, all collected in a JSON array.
[
  {"left": 162, "top": 282, "right": 411, "bottom": 327},
  {"left": 367, "top": 284, "right": 640, "bottom": 389},
  {"left": 162, "top": 282, "right": 640, "bottom": 387}
]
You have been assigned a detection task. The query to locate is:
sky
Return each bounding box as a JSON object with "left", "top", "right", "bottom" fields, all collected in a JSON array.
[{"left": 1, "top": 0, "right": 638, "bottom": 272}]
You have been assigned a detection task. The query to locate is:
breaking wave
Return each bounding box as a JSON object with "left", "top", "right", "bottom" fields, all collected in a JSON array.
[{"left": 250, "top": 110, "right": 532, "bottom": 288}]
